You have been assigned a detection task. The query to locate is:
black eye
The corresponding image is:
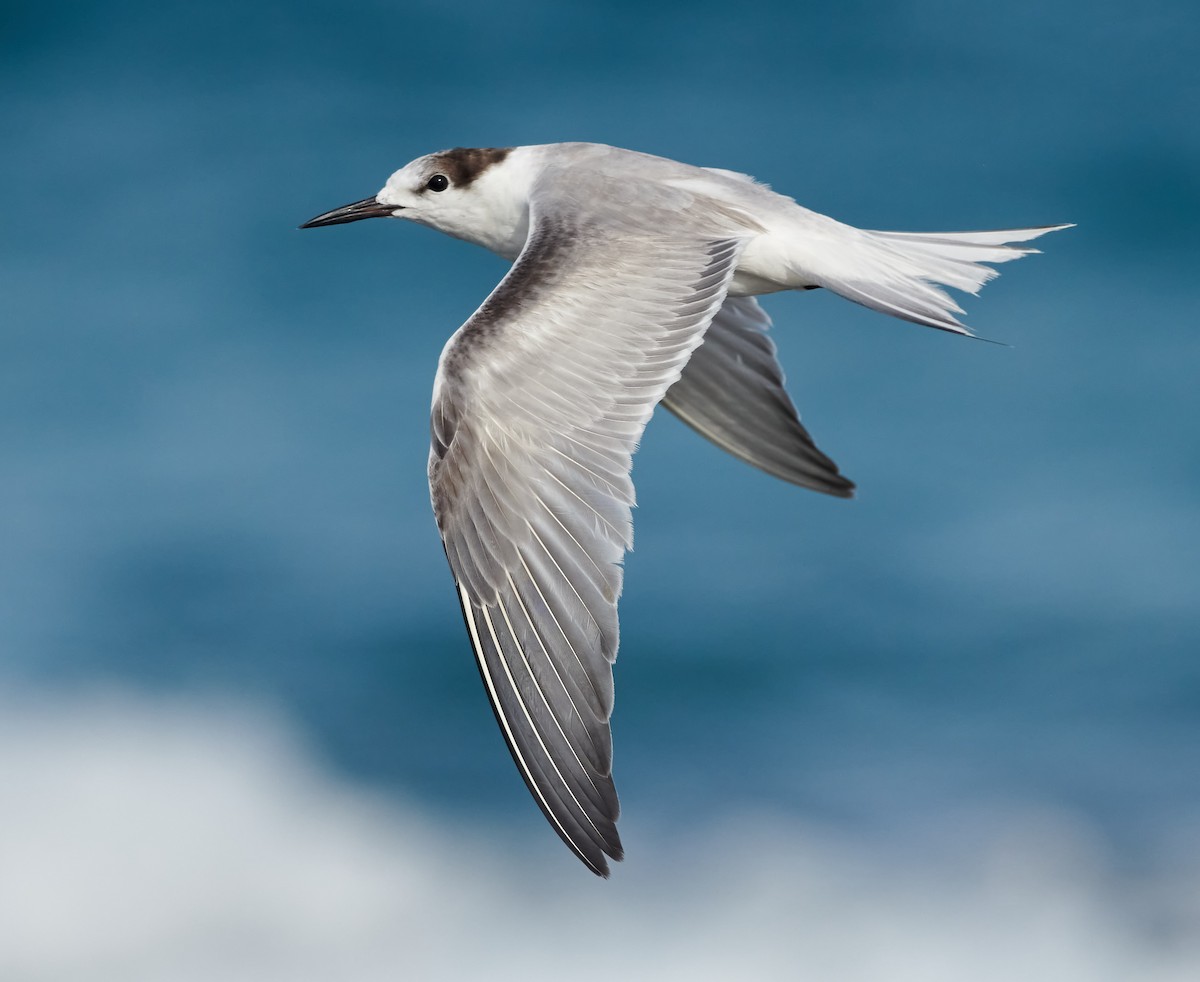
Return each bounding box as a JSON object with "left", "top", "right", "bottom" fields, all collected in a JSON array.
[{"left": 426, "top": 174, "right": 449, "bottom": 192}]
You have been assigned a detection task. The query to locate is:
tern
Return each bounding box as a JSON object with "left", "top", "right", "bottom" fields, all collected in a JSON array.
[{"left": 301, "top": 142, "right": 1069, "bottom": 876}]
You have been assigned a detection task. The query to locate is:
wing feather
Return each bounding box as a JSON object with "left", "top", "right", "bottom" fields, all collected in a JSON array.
[
  {"left": 661, "top": 295, "right": 855, "bottom": 496},
  {"left": 430, "top": 173, "right": 751, "bottom": 873}
]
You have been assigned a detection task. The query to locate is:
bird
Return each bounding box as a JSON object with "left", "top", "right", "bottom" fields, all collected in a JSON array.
[{"left": 301, "top": 142, "right": 1069, "bottom": 876}]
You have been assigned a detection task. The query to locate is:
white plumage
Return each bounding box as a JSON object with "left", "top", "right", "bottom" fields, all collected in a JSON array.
[{"left": 301, "top": 142, "right": 1070, "bottom": 875}]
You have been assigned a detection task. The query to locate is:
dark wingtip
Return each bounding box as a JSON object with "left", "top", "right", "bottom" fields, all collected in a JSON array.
[{"left": 590, "top": 846, "right": 621, "bottom": 879}]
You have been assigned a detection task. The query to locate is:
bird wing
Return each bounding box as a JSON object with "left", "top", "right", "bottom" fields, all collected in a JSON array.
[
  {"left": 428, "top": 170, "right": 751, "bottom": 875},
  {"left": 661, "top": 295, "right": 854, "bottom": 496}
]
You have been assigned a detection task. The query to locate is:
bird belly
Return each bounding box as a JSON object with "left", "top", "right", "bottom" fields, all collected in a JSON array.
[
  {"left": 727, "top": 270, "right": 789, "bottom": 297},
  {"left": 727, "top": 234, "right": 814, "bottom": 297}
]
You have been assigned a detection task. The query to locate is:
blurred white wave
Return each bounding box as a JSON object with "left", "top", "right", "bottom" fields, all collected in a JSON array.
[{"left": 1, "top": 687, "right": 1197, "bottom": 982}]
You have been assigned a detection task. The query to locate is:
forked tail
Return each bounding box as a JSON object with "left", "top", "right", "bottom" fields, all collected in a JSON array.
[{"left": 815, "top": 224, "right": 1072, "bottom": 336}]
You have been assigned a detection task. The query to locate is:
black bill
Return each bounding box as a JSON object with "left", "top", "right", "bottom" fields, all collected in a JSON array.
[{"left": 299, "top": 197, "right": 400, "bottom": 229}]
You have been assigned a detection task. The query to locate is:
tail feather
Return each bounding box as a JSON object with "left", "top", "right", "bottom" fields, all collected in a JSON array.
[{"left": 815, "top": 224, "right": 1072, "bottom": 336}]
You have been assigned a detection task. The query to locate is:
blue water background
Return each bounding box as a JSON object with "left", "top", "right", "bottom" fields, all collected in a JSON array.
[{"left": 2, "top": 1, "right": 1199, "bottom": 974}]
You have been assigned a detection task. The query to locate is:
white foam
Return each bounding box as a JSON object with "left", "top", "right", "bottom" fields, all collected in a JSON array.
[{"left": 1, "top": 688, "right": 1197, "bottom": 982}]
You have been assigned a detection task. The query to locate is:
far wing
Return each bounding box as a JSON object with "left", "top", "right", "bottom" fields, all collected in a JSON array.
[
  {"left": 428, "top": 172, "right": 751, "bottom": 875},
  {"left": 661, "top": 296, "right": 854, "bottom": 496}
]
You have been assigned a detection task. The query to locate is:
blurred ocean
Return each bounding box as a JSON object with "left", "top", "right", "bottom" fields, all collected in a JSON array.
[{"left": 2, "top": 1, "right": 1199, "bottom": 978}]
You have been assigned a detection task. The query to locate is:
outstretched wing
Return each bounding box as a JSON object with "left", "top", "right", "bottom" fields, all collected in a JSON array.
[
  {"left": 428, "top": 171, "right": 751, "bottom": 875},
  {"left": 661, "top": 295, "right": 854, "bottom": 496}
]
